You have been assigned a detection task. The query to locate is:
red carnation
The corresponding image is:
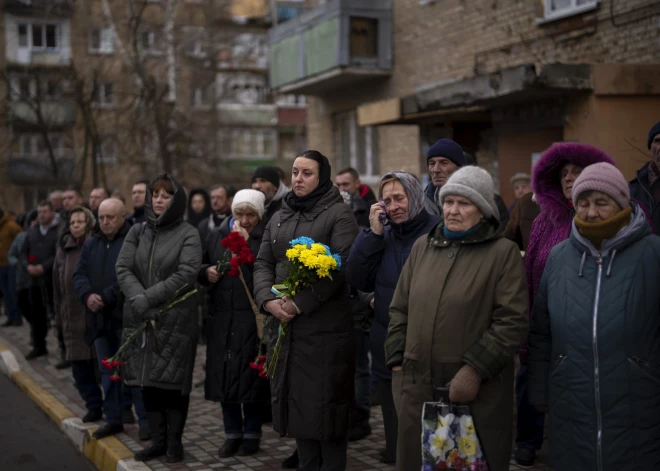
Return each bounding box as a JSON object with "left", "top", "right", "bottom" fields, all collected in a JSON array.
[
  {"left": 28, "top": 254, "right": 37, "bottom": 264},
  {"left": 221, "top": 232, "right": 247, "bottom": 254},
  {"left": 249, "top": 361, "right": 260, "bottom": 370},
  {"left": 258, "top": 369, "right": 268, "bottom": 378},
  {"left": 101, "top": 358, "right": 114, "bottom": 370},
  {"left": 109, "top": 371, "right": 122, "bottom": 382}
]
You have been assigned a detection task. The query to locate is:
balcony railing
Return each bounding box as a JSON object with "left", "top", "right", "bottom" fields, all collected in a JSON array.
[
  {"left": 269, "top": 0, "right": 392, "bottom": 95},
  {"left": 8, "top": 101, "right": 77, "bottom": 127},
  {"left": 7, "top": 153, "right": 76, "bottom": 185},
  {"left": 4, "top": 0, "right": 74, "bottom": 16}
]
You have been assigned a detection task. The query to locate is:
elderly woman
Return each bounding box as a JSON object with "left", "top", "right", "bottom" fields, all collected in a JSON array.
[
  {"left": 116, "top": 174, "right": 202, "bottom": 463},
  {"left": 201, "top": 189, "right": 269, "bottom": 458},
  {"left": 347, "top": 171, "right": 440, "bottom": 463},
  {"left": 254, "top": 150, "right": 359, "bottom": 470},
  {"left": 516, "top": 143, "right": 615, "bottom": 466},
  {"left": 53, "top": 206, "right": 100, "bottom": 421},
  {"left": 529, "top": 163, "right": 660, "bottom": 470},
  {"left": 386, "top": 166, "right": 529, "bottom": 471}
]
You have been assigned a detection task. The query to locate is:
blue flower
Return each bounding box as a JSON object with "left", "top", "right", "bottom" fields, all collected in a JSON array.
[
  {"left": 318, "top": 243, "right": 332, "bottom": 254},
  {"left": 332, "top": 253, "right": 341, "bottom": 269},
  {"left": 290, "top": 237, "right": 315, "bottom": 247}
]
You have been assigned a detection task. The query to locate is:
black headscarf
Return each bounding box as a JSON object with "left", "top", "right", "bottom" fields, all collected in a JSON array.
[
  {"left": 284, "top": 150, "right": 334, "bottom": 213},
  {"left": 187, "top": 188, "right": 211, "bottom": 228}
]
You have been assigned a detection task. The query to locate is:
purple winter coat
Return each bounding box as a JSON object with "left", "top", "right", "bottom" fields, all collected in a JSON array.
[{"left": 522, "top": 143, "right": 615, "bottom": 362}]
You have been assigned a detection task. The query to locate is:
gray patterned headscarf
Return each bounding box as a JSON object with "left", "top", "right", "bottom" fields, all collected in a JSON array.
[{"left": 378, "top": 171, "right": 425, "bottom": 221}]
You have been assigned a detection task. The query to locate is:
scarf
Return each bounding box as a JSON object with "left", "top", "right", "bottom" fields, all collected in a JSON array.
[
  {"left": 574, "top": 206, "right": 632, "bottom": 250},
  {"left": 443, "top": 223, "right": 480, "bottom": 240},
  {"left": 379, "top": 171, "right": 425, "bottom": 221},
  {"left": 284, "top": 152, "right": 333, "bottom": 213}
]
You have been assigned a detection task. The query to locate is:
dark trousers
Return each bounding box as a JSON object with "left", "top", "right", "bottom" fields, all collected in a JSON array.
[
  {"left": 94, "top": 330, "right": 122, "bottom": 424},
  {"left": 122, "top": 386, "right": 148, "bottom": 425},
  {"left": 354, "top": 328, "right": 371, "bottom": 418},
  {"left": 376, "top": 378, "right": 397, "bottom": 461},
  {"left": 221, "top": 402, "right": 263, "bottom": 439},
  {"left": 17, "top": 289, "right": 30, "bottom": 325},
  {"left": 71, "top": 359, "right": 103, "bottom": 413},
  {"left": 27, "top": 283, "right": 52, "bottom": 352},
  {"left": 515, "top": 365, "right": 545, "bottom": 450},
  {"left": 0, "top": 266, "right": 20, "bottom": 322},
  {"left": 296, "top": 437, "right": 348, "bottom": 471},
  {"left": 142, "top": 386, "right": 190, "bottom": 441}
]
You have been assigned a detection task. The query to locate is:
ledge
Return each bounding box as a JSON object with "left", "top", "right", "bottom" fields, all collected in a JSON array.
[{"left": 536, "top": 2, "right": 599, "bottom": 25}]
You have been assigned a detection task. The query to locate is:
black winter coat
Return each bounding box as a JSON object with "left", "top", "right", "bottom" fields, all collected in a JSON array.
[
  {"left": 629, "top": 161, "right": 660, "bottom": 231},
  {"left": 73, "top": 222, "right": 131, "bottom": 345},
  {"left": 116, "top": 174, "right": 202, "bottom": 394},
  {"left": 424, "top": 181, "right": 510, "bottom": 227},
  {"left": 201, "top": 218, "right": 269, "bottom": 404},
  {"left": 20, "top": 221, "right": 60, "bottom": 284},
  {"left": 254, "top": 186, "right": 359, "bottom": 440}
]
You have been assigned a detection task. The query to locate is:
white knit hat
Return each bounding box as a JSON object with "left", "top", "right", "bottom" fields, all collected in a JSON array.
[
  {"left": 439, "top": 166, "right": 500, "bottom": 221},
  {"left": 231, "top": 189, "right": 265, "bottom": 219}
]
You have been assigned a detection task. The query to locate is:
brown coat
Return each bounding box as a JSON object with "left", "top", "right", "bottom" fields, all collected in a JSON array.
[
  {"left": 53, "top": 234, "right": 93, "bottom": 362},
  {"left": 386, "top": 221, "right": 528, "bottom": 471},
  {"left": 254, "top": 186, "right": 359, "bottom": 440},
  {"left": 503, "top": 192, "right": 540, "bottom": 253},
  {"left": 0, "top": 214, "right": 22, "bottom": 266}
]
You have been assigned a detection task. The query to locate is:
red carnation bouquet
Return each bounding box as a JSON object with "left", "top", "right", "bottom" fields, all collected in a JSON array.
[
  {"left": 216, "top": 231, "right": 267, "bottom": 378},
  {"left": 28, "top": 254, "right": 37, "bottom": 264}
]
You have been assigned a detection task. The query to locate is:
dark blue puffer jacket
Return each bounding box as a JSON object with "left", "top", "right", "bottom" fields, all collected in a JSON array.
[{"left": 346, "top": 210, "right": 439, "bottom": 381}]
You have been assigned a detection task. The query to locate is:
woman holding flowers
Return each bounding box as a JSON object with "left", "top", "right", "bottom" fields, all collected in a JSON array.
[
  {"left": 385, "top": 166, "right": 528, "bottom": 471},
  {"left": 254, "top": 150, "right": 359, "bottom": 471},
  {"left": 200, "top": 189, "right": 269, "bottom": 458},
  {"left": 116, "top": 174, "right": 202, "bottom": 463}
]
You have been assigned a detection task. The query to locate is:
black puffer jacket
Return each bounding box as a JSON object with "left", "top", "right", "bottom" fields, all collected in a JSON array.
[
  {"left": 254, "top": 186, "right": 359, "bottom": 440},
  {"left": 116, "top": 174, "right": 202, "bottom": 394},
  {"left": 201, "top": 218, "right": 269, "bottom": 404}
]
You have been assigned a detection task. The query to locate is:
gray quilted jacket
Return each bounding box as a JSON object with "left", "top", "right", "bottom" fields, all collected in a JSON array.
[
  {"left": 116, "top": 174, "right": 202, "bottom": 394},
  {"left": 529, "top": 203, "right": 660, "bottom": 471}
]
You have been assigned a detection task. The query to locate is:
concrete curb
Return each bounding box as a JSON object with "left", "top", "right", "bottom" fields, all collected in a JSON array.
[{"left": 0, "top": 343, "right": 150, "bottom": 471}]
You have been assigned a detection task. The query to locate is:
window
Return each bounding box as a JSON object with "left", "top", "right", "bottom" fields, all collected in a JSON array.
[
  {"left": 276, "top": 94, "right": 306, "bottom": 107},
  {"left": 191, "top": 84, "right": 213, "bottom": 109},
  {"left": 140, "top": 30, "right": 162, "bottom": 55},
  {"left": 92, "top": 83, "right": 115, "bottom": 107},
  {"left": 349, "top": 17, "right": 378, "bottom": 59},
  {"left": 218, "top": 128, "right": 277, "bottom": 160},
  {"left": 544, "top": 0, "right": 598, "bottom": 20},
  {"left": 89, "top": 27, "right": 114, "bottom": 54},
  {"left": 17, "top": 22, "right": 60, "bottom": 50},
  {"left": 334, "top": 111, "right": 379, "bottom": 183},
  {"left": 96, "top": 135, "right": 118, "bottom": 165},
  {"left": 186, "top": 28, "right": 208, "bottom": 58},
  {"left": 18, "top": 133, "right": 65, "bottom": 156}
]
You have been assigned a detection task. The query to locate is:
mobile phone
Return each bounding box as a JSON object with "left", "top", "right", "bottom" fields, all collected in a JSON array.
[{"left": 378, "top": 198, "right": 387, "bottom": 223}]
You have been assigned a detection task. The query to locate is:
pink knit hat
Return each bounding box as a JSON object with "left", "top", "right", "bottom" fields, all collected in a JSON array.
[{"left": 572, "top": 162, "right": 630, "bottom": 209}]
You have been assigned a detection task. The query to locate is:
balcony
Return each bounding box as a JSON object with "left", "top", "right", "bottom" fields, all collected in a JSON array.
[
  {"left": 8, "top": 101, "right": 77, "bottom": 127},
  {"left": 269, "top": 0, "right": 392, "bottom": 95},
  {"left": 4, "top": 0, "right": 74, "bottom": 16},
  {"left": 7, "top": 153, "right": 76, "bottom": 185},
  {"left": 218, "top": 103, "right": 277, "bottom": 126}
]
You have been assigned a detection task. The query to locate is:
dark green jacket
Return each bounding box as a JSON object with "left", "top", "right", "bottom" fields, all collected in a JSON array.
[
  {"left": 116, "top": 174, "right": 202, "bottom": 394},
  {"left": 529, "top": 203, "right": 660, "bottom": 471}
]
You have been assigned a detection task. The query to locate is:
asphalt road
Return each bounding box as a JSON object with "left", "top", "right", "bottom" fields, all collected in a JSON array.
[{"left": 0, "top": 373, "right": 95, "bottom": 471}]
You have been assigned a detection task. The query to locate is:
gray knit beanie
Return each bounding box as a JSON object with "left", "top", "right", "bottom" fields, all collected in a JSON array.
[{"left": 439, "top": 166, "right": 500, "bottom": 221}]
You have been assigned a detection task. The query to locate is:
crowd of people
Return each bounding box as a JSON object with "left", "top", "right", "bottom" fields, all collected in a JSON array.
[{"left": 0, "top": 120, "right": 659, "bottom": 471}]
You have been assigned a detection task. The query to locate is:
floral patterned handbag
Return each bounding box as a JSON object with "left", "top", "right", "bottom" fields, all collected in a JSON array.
[{"left": 421, "top": 388, "right": 489, "bottom": 471}]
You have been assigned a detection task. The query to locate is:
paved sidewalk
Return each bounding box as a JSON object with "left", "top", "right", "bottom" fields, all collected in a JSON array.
[{"left": 0, "top": 322, "right": 552, "bottom": 471}]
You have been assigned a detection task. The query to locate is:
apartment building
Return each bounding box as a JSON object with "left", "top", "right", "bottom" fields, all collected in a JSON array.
[
  {"left": 0, "top": 0, "right": 307, "bottom": 212},
  {"left": 268, "top": 0, "right": 660, "bottom": 204}
]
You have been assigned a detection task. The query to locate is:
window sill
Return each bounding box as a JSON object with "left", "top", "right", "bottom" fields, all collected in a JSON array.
[
  {"left": 536, "top": 2, "right": 598, "bottom": 25},
  {"left": 88, "top": 49, "right": 114, "bottom": 55}
]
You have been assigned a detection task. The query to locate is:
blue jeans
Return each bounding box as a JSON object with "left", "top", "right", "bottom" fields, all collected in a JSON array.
[
  {"left": 123, "top": 386, "right": 148, "bottom": 425},
  {"left": 94, "top": 330, "right": 123, "bottom": 425},
  {"left": 221, "top": 402, "right": 263, "bottom": 439},
  {"left": 0, "top": 266, "right": 20, "bottom": 322},
  {"left": 355, "top": 328, "right": 371, "bottom": 415},
  {"left": 71, "top": 359, "right": 103, "bottom": 413},
  {"left": 515, "top": 365, "right": 545, "bottom": 450}
]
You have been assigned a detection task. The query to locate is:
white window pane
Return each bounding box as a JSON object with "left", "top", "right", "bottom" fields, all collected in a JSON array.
[
  {"left": 549, "top": 0, "right": 572, "bottom": 11},
  {"left": 101, "top": 28, "right": 114, "bottom": 52}
]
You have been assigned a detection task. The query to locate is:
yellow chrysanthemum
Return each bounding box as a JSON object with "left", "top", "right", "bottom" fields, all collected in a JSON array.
[{"left": 310, "top": 243, "right": 327, "bottom": 255}]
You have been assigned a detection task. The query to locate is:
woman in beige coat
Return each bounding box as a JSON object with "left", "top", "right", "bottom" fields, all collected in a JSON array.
[{"left": 385, "top": 166, "right": 529, "bottom": 471}]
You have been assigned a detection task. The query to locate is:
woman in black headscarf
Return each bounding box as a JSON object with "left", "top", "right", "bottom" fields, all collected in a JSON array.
[
  {"left": 187, "top": 188, "right": 211, "bottom": 229},
  {"left": 254, "top": 150, "right": 359, "bottom": 471}
]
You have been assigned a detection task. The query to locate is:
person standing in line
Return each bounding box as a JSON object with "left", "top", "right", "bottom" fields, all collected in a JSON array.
[
  {"left": 254, "top": 150, "right": 359, "bottom": 471},
  {"left": 187, "top": 188, "right": 211, "bottom": 229},
  {"left": 508, "top": 172, "right": 533, "bottom": 212},
  {"left": 54, "top": 206, "right": 102, "bottom": 423},
  {"left": 20, "top": 200, "right": 60, "bottom": 359},
  {"left": 116, "top": 174, "right": 201, "bottom": 463},
  {"left": 335, "top": 167, "right": 378, "bottom": 207},
  {"left": 197, "top": 184, "right": 237, "bottom": 243},
  {"left": 347, "top": 171, "right": 440, "bottom": 464},
  {"left": 201, "top": 190, "right": 269, "bottom": 458},
  {"left": 128, "top": 180, "right": 149, "bottom": 226},
  {"left": 88, "top": 188, "right": 110, "bottom": 222},
  {"left": 0, "top": 207, "right": 23, "bottom": 327},
  {"left": 7, "top": 211, "right": 37, "bottom": 329},
  {"left": 629, "top": 121, "right": 660, "bottom": 229},
  {"left": 251, "top": 166, "right": 289, "bottom": 226},
  {"left": 73, "top": 199, "right": 149, "bottom": 440}
]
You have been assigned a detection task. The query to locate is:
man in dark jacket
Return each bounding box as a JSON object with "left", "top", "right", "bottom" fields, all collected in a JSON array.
[
  {"left": 73, "top": 198, "right": 148, "bottom": 440},
  {"left": 20, "top": 200, "right": 59, "bottom": 359},
  {"left": 197, "top": 184, "right": 237, "bottom": 243},
  {"left": 336, "top": 167, "right": 377, "bottom": 207},
  {"left": 88, "top": 187, "right": 110, "bottom": 223},
  {"left": 128, "top": 180, "right": 149, "bottom": 225},
  {"left": 251, "top": 166, "right": 289, "bottom": 226},
  {"left": 424, "top": 141, "right": 510, "bottom": 226},
  {"left": 629, "top": 121, "right": 660, "bottom": 230}
]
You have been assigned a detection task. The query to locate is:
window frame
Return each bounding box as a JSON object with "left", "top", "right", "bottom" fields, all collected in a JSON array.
[
  {"left": 96, "top": 135, "right": 118, "bottom": 165},
  {"left": 92, "top": 82, "right": 116, "bottom": 108},
  {"left": 334, "top": 111, "right": 379, "bottom": 184},
  {"left": 219, "top": 128, "right": 278, "bottom": 160},
  {"left": 88, "top": 27, "right": 114, "bottom": 54},
  {"left": 25, "top": 22, "right": 61, "bottom": 51},
  {"left": 191, "top": 83, "right": 214, "bottom": 109},
  {"left": 139, "top": 29, "right": 164, "bottom": 56},
  {"left": 542, "top": 0, "right": 598, "bottom": 22}
]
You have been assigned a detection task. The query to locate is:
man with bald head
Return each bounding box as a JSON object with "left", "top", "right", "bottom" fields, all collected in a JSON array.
[{"left": 74, "top": 198, "right": 149, "bottom": 440}]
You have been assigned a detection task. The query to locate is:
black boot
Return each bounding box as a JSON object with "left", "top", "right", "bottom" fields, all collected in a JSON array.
[
  {"left": 134, "top": 411, "right": 167, "bottom": 462},
  {"left": 165, "top": 409, "right": 186, "bottom": 463},
  {"left": 282, "top": 449, "right": 299, "bottom": 469},
  {"left": 348, "top": 408, "right": 372, "bottom": 442}
]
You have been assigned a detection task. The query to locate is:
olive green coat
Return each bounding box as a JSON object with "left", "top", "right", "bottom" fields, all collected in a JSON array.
[{"left": 385, "top": 221, "right": 528, "bottom": 471}]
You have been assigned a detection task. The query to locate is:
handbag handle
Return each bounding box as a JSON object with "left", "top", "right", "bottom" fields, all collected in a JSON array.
[{"left": 434, "top": 386, "right": 452, "bottom": 407}]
